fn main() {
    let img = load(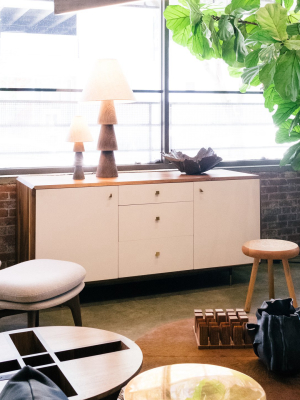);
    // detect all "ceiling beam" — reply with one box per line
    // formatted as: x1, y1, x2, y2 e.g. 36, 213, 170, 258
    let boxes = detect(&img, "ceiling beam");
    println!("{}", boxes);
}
54, 0, 140, 14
